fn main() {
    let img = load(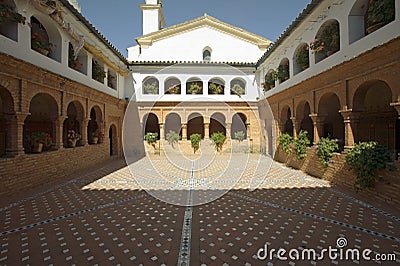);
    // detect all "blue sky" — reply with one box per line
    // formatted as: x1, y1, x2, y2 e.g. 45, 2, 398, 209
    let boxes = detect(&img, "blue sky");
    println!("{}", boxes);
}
79, 0, 311, 57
